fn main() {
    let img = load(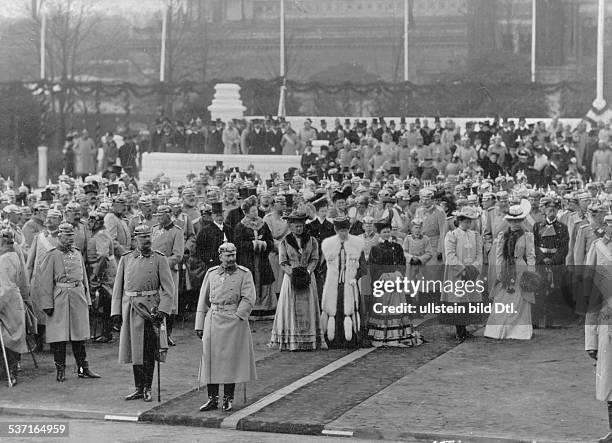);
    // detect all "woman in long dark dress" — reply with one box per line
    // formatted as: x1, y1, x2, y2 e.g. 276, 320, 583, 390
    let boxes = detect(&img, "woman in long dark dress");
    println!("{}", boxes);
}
234, 196, 276, 319
367, 220, 423, 347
